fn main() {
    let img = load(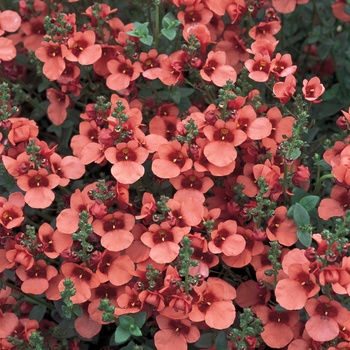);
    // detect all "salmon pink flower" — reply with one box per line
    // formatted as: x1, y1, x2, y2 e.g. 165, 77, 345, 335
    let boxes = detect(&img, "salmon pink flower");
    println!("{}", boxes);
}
59, 263, 100, 304
7, 118, 38, 145
272, 0, 309, 14
154, 316, 200, 350
62, 30, 102, 65
0, 10, 21, 35
158, 50, 187, 86
104, 140, 149, 184
96, 250, 134, 286
200, 51, 237, 86
203, 119, 247, 167
318, 185, 350, 220
273, 74, 297, 103
0, 193, 25, 229
245, 53, 272, 82
208, 220, 246, 256
275, 249, 320, 310
16, 168, 60, 209
271, 53, 297, 79
302, 77, 325, 103
152, 140, 193, 179
305, 295, 350, 342
189, 277, 236, 329
49, 153, 85, 186
46, 88, 70, 125
266, 206, 298, 246
235, 105, 272, 140
56, 186, 95, 234
92, 211, 135, 252
140, 222, 190, 264
214, 29, 249, 67
183, 23, 211, 53
249, 21, 281, 42
106, 54, 142, 91
140, 49, 167, 80
35, 41, 66, 81
332, 0, 350, 22
16, 260, 58, 295
0, 37, 17, 62
37, 223, 73, 259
